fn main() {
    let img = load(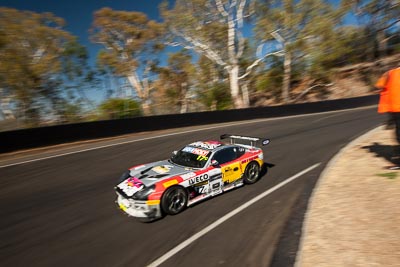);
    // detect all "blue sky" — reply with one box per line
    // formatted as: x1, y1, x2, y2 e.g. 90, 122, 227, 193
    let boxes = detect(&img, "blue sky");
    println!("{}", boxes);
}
0, 0, 166, 65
